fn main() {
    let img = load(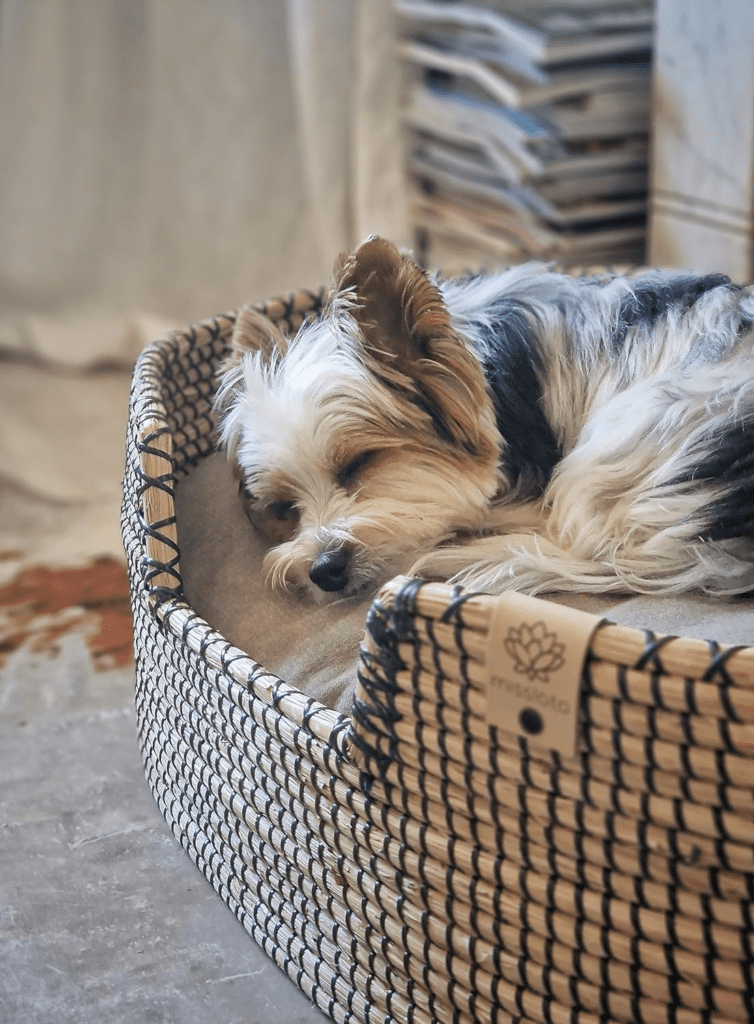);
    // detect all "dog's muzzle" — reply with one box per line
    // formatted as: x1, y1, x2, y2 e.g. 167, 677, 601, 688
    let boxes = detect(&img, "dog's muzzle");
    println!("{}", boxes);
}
309, 547, 350, 592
